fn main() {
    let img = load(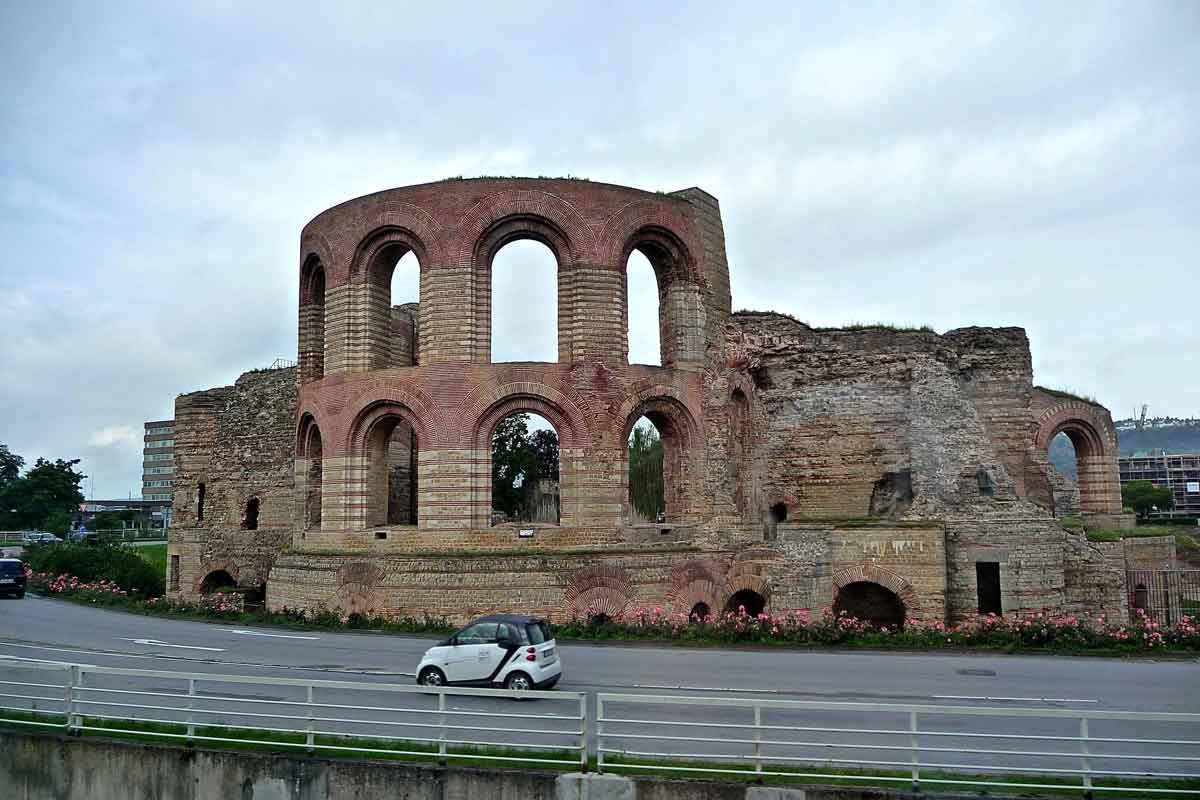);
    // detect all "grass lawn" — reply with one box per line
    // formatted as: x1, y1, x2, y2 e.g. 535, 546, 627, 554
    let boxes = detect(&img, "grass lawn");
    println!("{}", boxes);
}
132, 544, 167, 578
